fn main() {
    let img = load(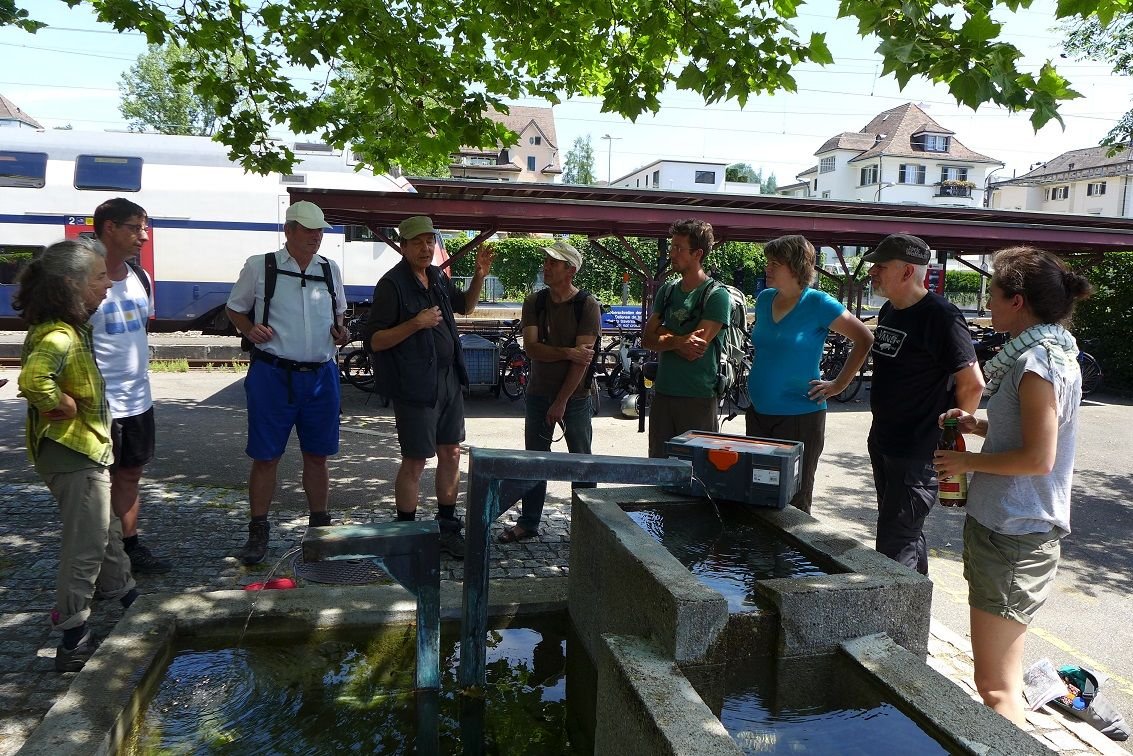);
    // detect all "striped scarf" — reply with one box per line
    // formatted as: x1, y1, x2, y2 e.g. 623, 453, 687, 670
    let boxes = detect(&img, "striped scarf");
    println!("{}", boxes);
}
983, 323, 1078, 396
